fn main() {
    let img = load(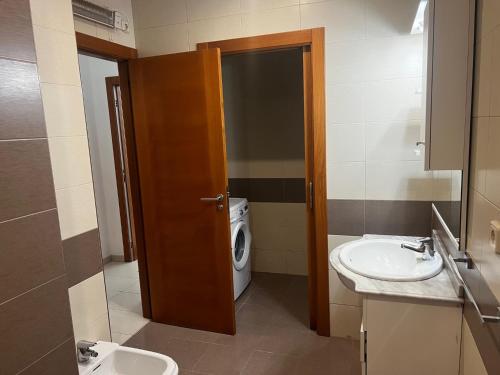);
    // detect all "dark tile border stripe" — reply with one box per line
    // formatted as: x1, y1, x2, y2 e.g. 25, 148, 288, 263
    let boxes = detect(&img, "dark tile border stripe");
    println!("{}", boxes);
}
228, 178, 305, 203
327, 200, 459, 237
63, 229, 103, 288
